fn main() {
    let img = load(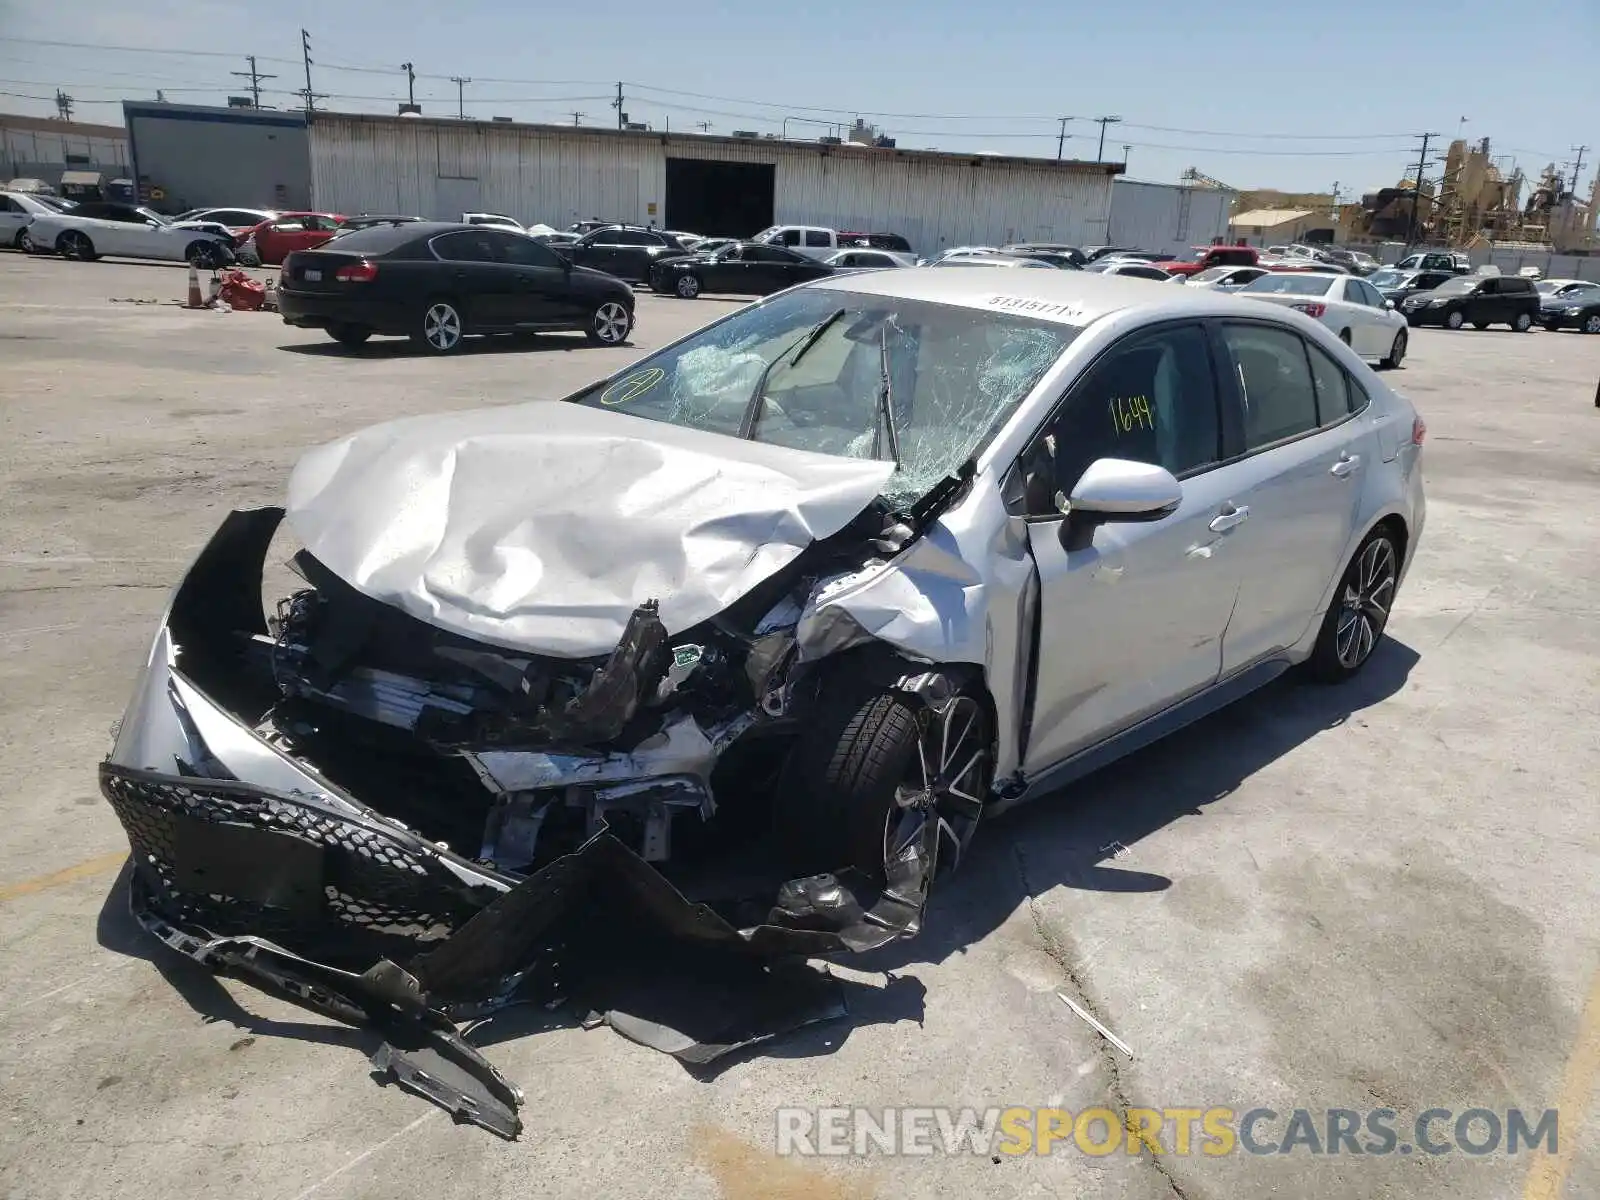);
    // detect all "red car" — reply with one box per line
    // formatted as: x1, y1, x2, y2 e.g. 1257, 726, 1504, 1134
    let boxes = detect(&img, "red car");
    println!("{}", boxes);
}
1154, 244, 1262, 277
240, 212, 346, 265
